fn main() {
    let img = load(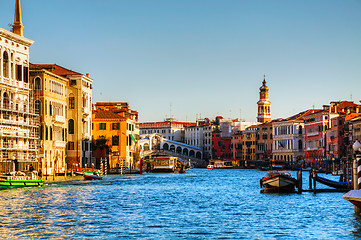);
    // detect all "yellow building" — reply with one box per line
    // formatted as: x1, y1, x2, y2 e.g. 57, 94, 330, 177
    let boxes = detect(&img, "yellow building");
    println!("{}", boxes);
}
241, 125, 259, 166
30, 65, 68, 175
28, 64, 93, 169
